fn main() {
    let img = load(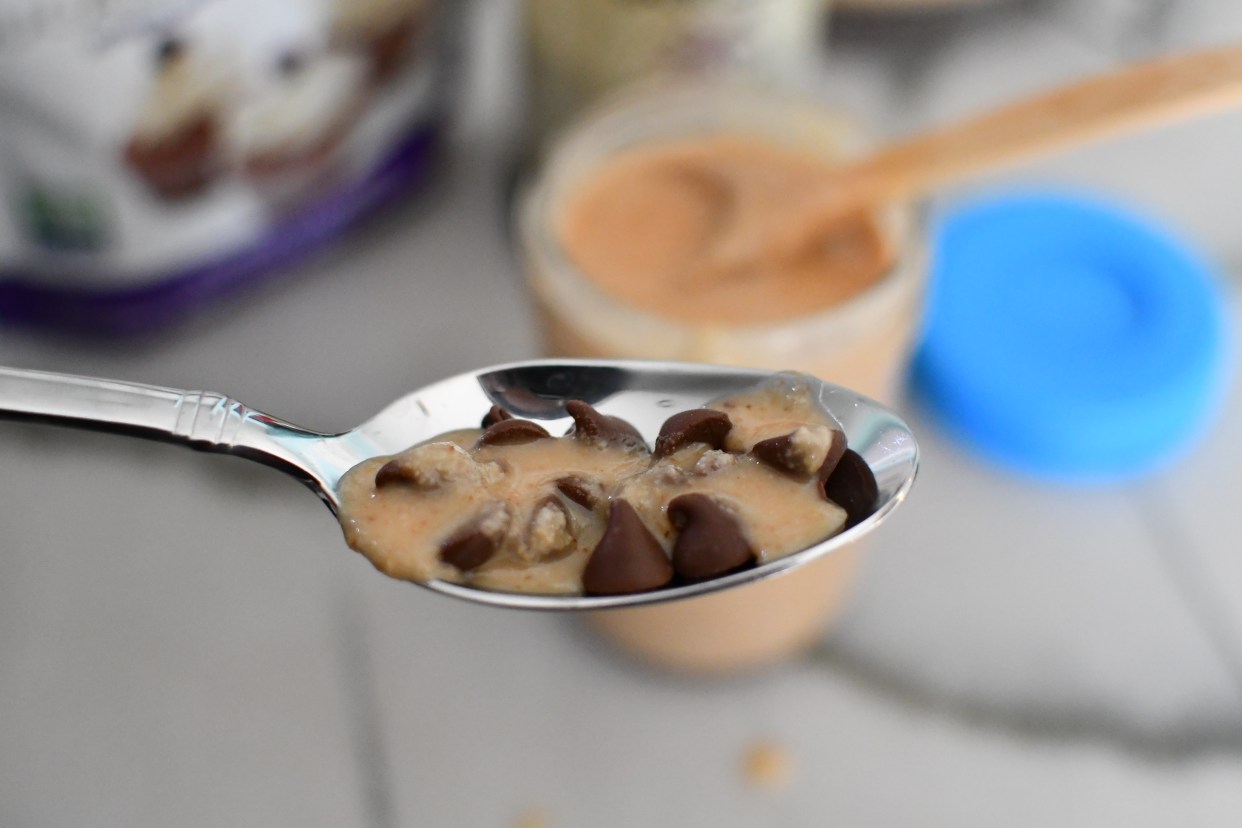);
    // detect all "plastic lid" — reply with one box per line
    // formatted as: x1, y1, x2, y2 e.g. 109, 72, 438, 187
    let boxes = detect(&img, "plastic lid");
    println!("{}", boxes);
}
912, 192, 1231, 482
